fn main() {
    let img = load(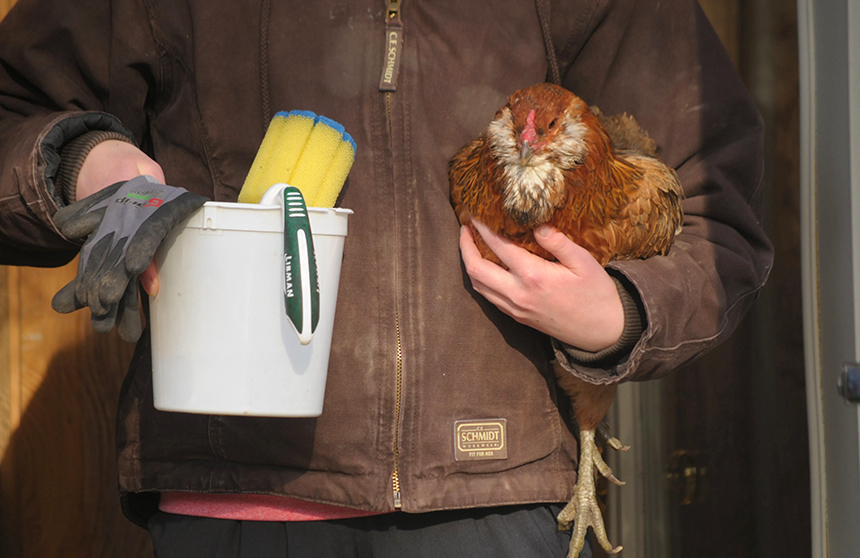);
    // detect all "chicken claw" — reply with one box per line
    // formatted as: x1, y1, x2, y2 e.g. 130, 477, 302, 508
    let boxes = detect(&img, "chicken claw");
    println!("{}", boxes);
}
597, 421, 630, 452
558, 429, 625, 557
